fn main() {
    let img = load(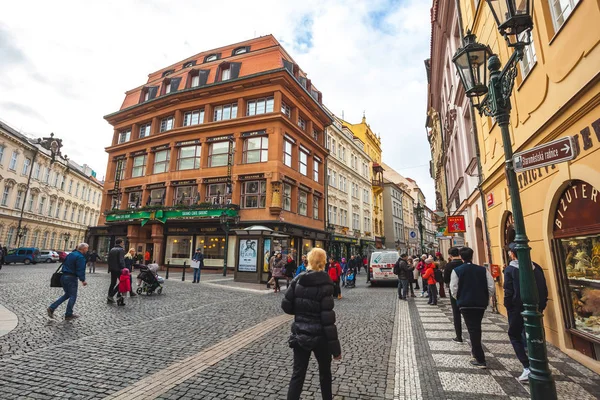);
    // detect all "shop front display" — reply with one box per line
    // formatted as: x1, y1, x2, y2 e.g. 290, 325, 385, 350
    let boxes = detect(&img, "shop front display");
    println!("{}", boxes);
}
553, 180, 600, 359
